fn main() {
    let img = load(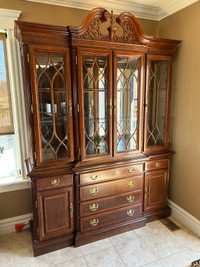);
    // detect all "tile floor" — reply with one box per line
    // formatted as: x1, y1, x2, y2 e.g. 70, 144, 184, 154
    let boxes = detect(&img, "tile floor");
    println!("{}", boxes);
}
1, 216, 200, 267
